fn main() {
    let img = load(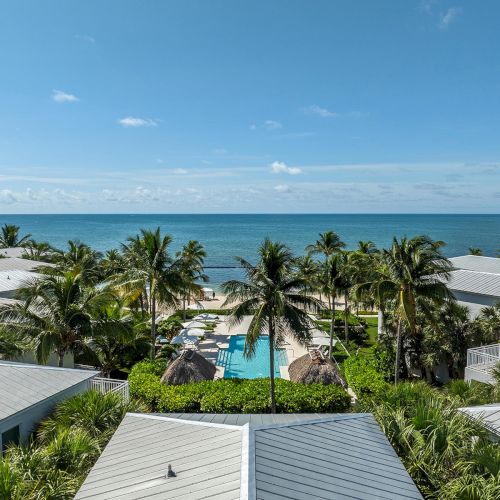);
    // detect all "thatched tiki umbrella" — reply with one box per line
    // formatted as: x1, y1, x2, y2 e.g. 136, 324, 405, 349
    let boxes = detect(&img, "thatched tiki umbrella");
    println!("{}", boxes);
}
288, 350, 344, 386
161, 349, 216, 385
